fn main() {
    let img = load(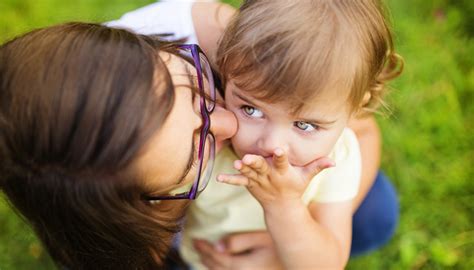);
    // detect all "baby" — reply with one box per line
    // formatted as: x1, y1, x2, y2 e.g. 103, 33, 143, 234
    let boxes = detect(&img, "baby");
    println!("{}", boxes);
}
180, 0, 402, 269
